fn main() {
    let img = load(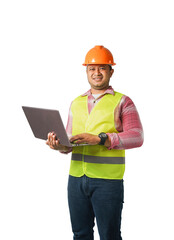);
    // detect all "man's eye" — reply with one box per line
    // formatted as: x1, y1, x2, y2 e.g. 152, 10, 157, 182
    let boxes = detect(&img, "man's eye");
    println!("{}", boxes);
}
89, 68, 95, 71
100, 67, 105, 70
